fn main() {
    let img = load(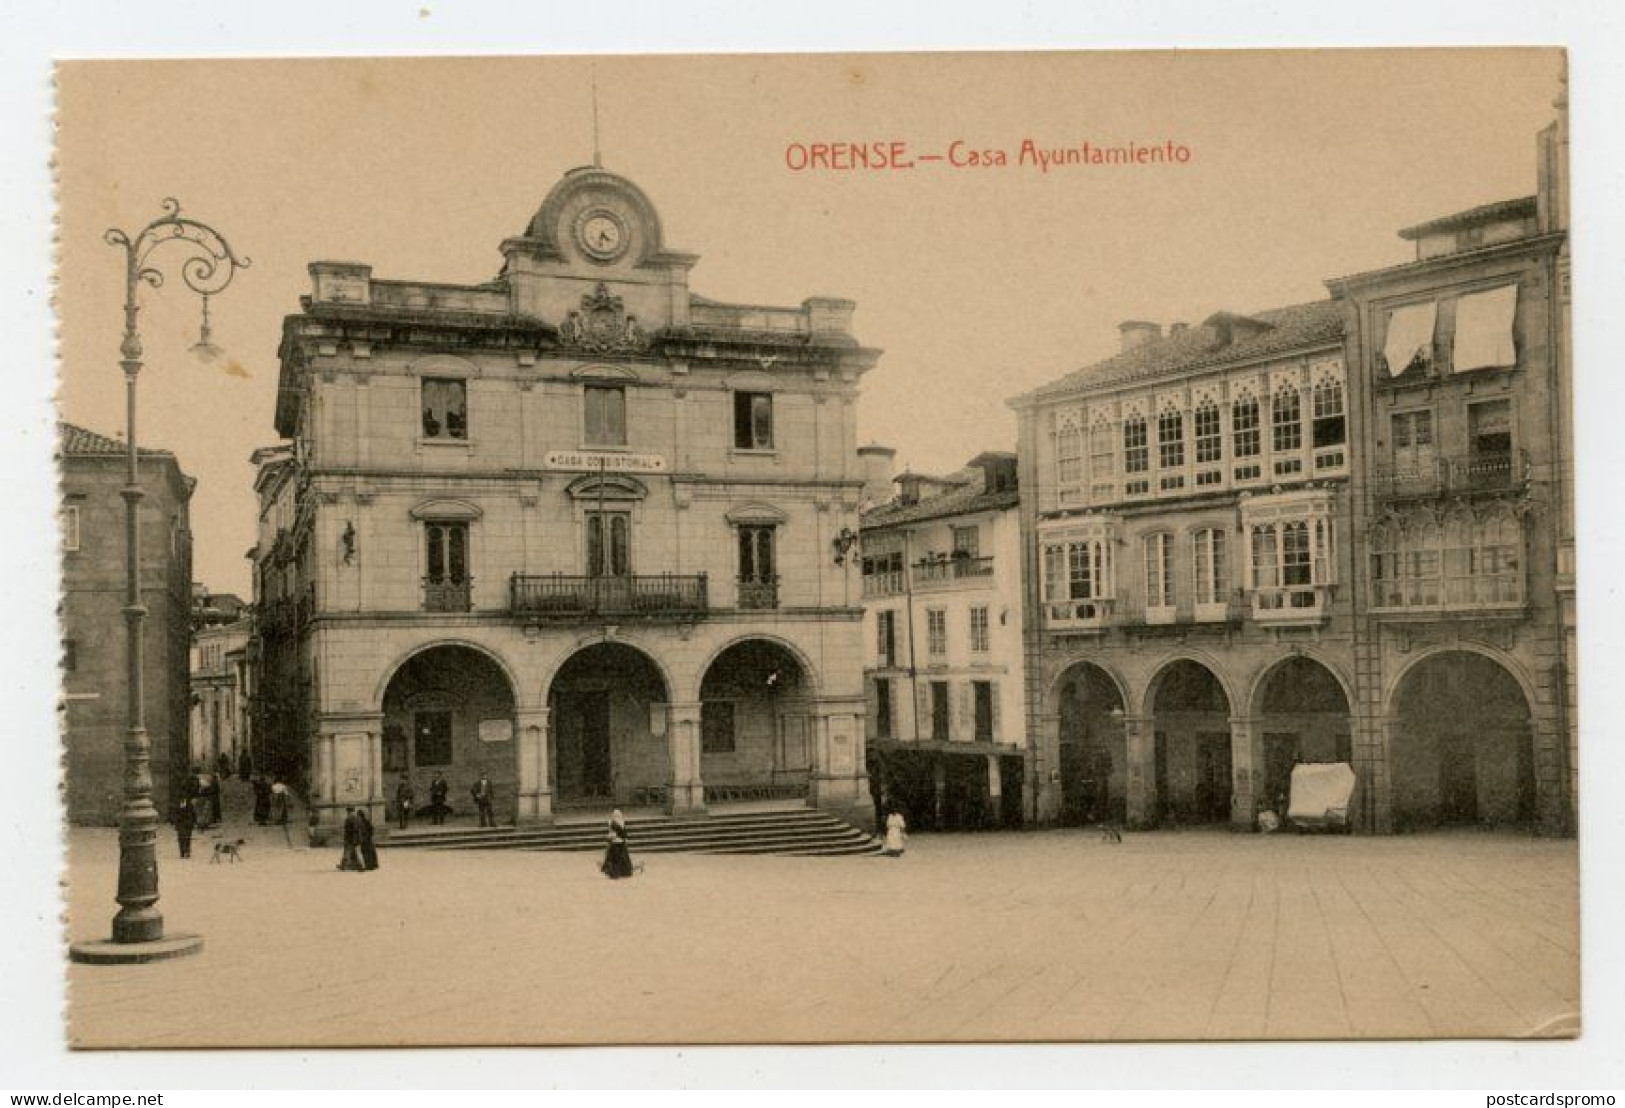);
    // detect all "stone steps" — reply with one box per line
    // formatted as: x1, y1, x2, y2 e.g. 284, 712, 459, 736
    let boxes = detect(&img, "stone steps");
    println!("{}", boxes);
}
383, 809, 884, 858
